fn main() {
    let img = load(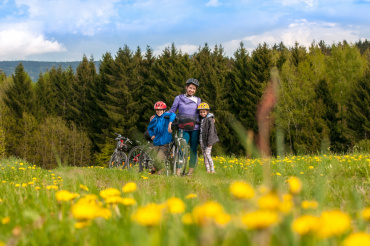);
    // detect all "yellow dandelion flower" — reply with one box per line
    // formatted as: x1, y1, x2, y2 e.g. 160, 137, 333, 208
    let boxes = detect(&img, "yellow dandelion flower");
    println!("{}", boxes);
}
35, 186, 41, 190
258, 185, 270, 195
343, 232, 370, 246
21, 183, 27, 187
56, 190, 79, 202
276, 172, 282, 176
241, 210, 279, 230
258, 192, 280, 211
166, 197, 185, 214
141, 176, 148, 180
100, 188, 121, 199
122, 182, 137, 193
121, 197, 136, 206
229, 181, 255, 200
79, 184, 89, 191
132, 203, 163, 226
185, 193, 198, 199
292, 215, 319, 235
279, 194, 293, 214
72, 198, 111, 220
182, 213, 193, 225
362, 207, 370, 221
74, 220, 91, 229
15, 184, 20, 188
1, 217, 10, 224
192, 201, 224, 225
0, 199, 2, 203
214, 213, 231, 226
300, 172, 304, 174
308, 166, 314, 169
301, 200, 319, 210
316, 210, 351, 239
287, 176, 302, 194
